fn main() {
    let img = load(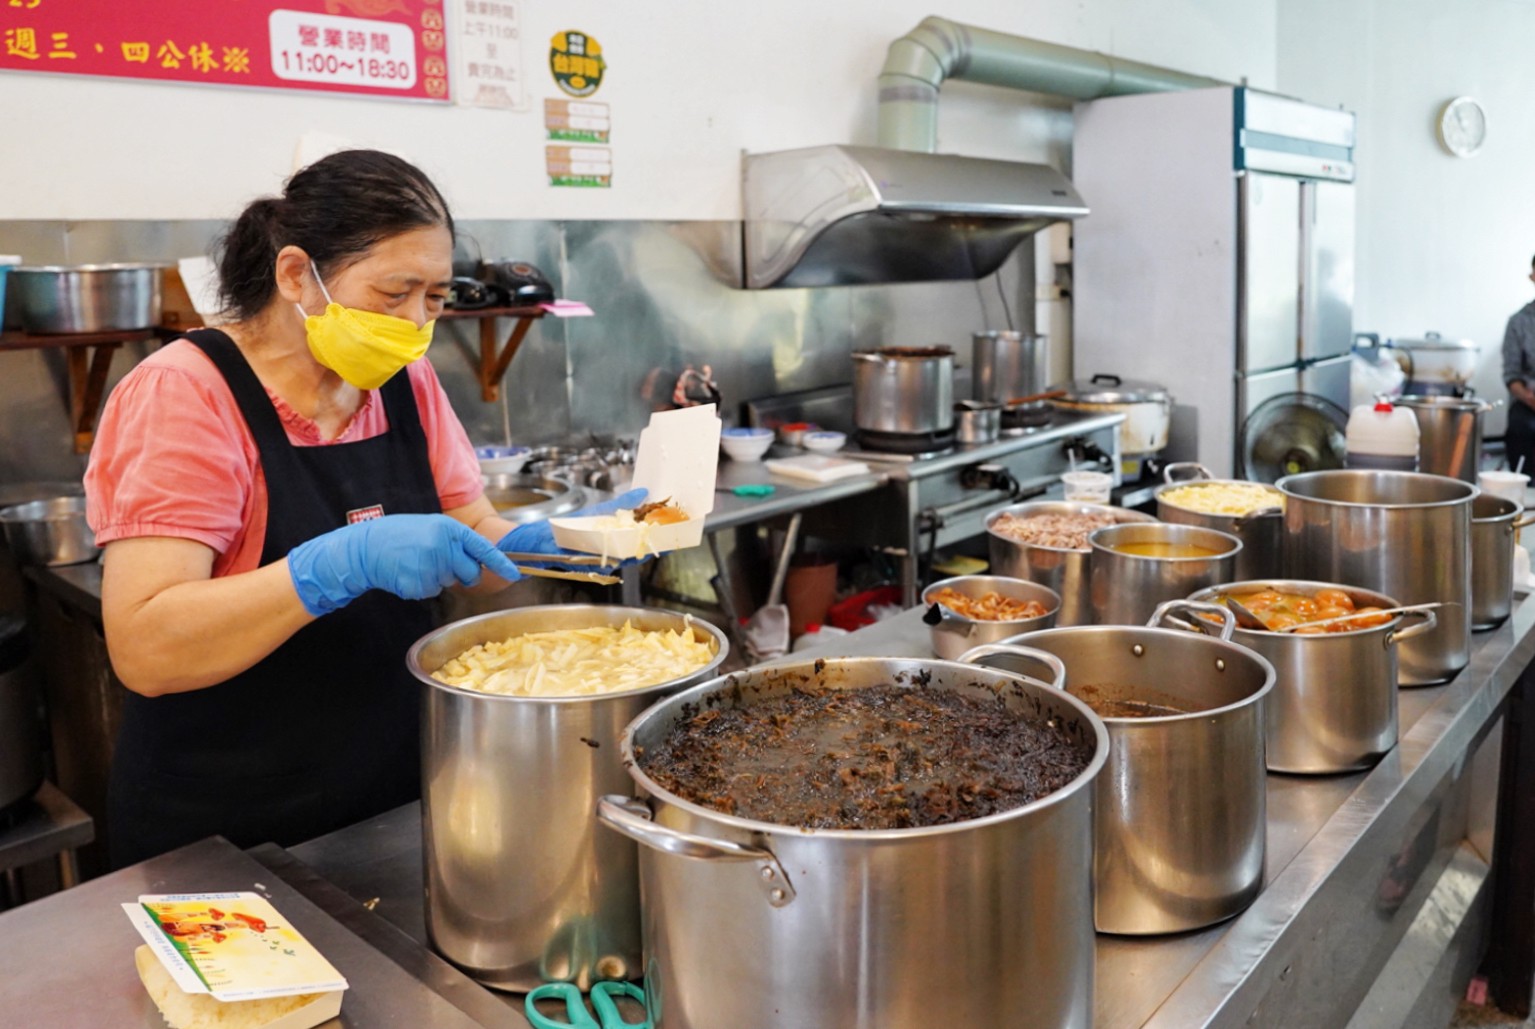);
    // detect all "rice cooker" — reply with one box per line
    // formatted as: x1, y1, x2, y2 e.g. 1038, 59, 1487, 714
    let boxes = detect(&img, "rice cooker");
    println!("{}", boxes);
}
1050, 374, 1173, 477
1387, 332, 1479, 396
